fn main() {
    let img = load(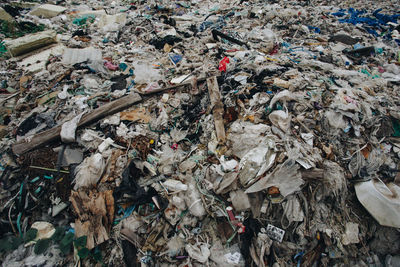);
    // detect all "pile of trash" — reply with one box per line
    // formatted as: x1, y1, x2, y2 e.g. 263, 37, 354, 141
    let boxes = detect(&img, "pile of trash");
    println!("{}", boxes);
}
0, 0, 400, 266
